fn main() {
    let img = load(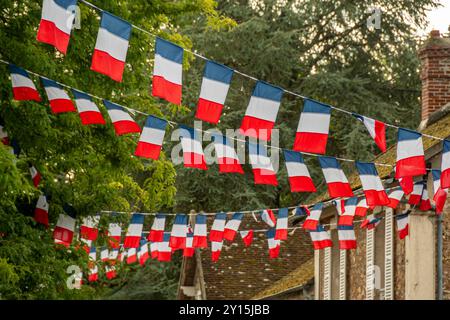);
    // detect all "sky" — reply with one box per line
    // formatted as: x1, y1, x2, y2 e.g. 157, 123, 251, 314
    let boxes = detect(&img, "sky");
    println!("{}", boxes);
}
420, 0, 450, 35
